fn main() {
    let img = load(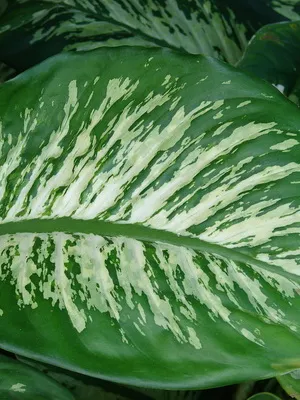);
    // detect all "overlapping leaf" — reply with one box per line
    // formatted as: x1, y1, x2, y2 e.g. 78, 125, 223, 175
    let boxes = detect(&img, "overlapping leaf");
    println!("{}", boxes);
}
1, 47, 300, 389
0, 2, 154, 71
17, 355, 201, 400
0, 354, 75, 400
1, 0, 299, 72
247, 394, 282, 400
239, 20, 300, 105
277, 370, 300, 399
270, 0, 300, 20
